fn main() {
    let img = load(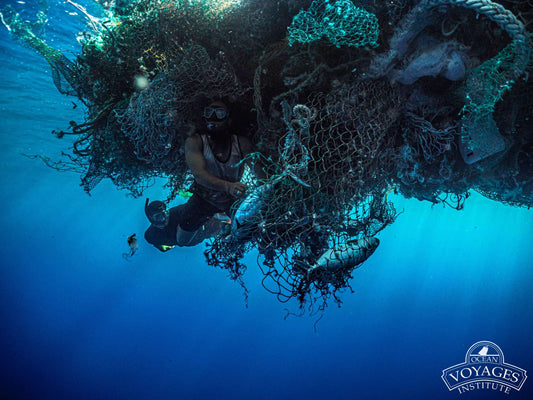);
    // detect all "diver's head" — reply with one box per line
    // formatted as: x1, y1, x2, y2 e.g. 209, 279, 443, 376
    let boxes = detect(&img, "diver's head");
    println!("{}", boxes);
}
203, 100, 229, 133
145, 198, 169, 228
